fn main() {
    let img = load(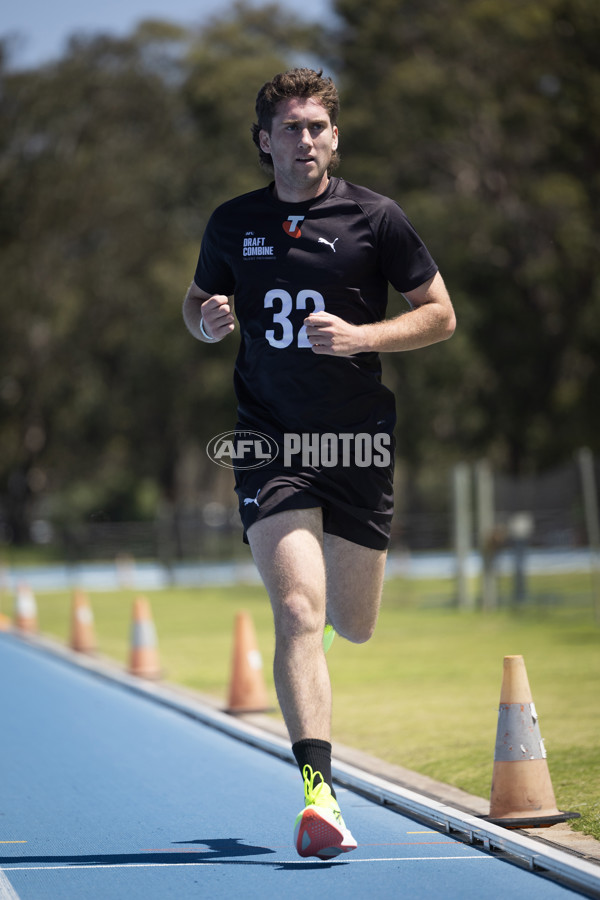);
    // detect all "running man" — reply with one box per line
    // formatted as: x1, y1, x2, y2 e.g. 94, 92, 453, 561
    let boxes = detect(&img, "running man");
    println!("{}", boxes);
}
183, 68, 455, 859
